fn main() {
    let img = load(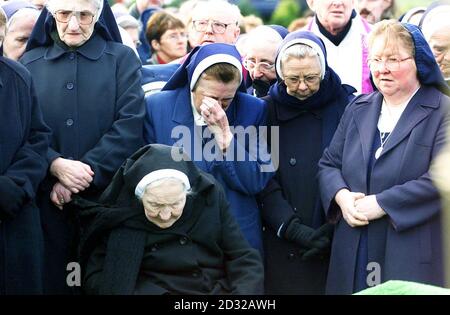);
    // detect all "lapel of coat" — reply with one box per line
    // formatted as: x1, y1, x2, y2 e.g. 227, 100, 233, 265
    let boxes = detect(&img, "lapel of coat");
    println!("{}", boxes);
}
353, 92, 383, 168
379, 86, 437, 158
